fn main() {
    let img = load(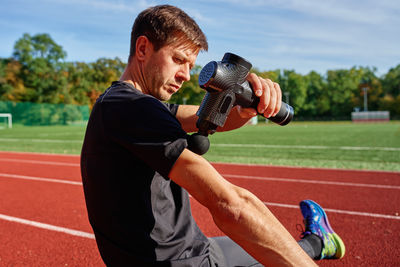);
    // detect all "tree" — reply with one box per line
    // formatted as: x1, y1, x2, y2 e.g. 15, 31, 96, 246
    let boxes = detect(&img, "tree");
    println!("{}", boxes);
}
278, 70, 308, 115
326, 68, 363, 117
63, 58, 126, 107
65, 61, 93, 105
380, 64, 400, 117
382, 64, 400, 97
302, 71, 329, 118
12, 33, 68, 103
0, 58, 25, 101
1, 33, 399, 120
251, 68, 280, 82
13, 33, 66, 65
